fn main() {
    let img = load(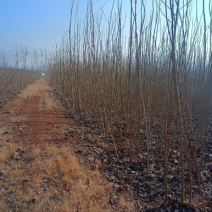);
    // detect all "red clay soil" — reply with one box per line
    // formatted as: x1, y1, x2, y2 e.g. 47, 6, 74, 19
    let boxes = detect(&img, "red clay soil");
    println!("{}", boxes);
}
0, 78, 74, 145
